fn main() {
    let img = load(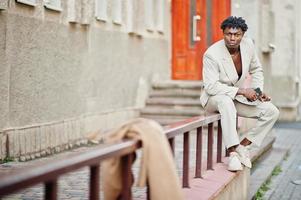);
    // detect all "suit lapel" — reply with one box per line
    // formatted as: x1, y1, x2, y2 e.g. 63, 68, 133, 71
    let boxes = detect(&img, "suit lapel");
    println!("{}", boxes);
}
220, 41, 239, 85
234, 39, 248, 87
